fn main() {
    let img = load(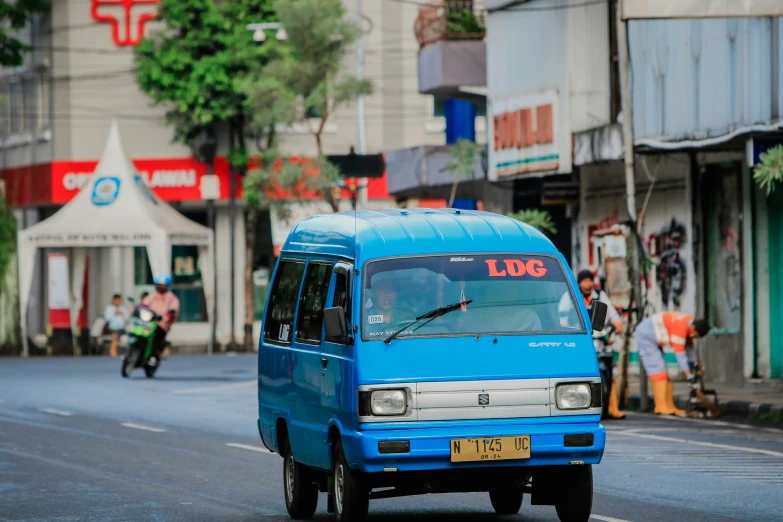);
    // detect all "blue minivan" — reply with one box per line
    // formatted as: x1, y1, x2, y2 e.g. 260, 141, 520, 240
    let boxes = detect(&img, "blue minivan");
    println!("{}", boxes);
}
258, 209, 609, 522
